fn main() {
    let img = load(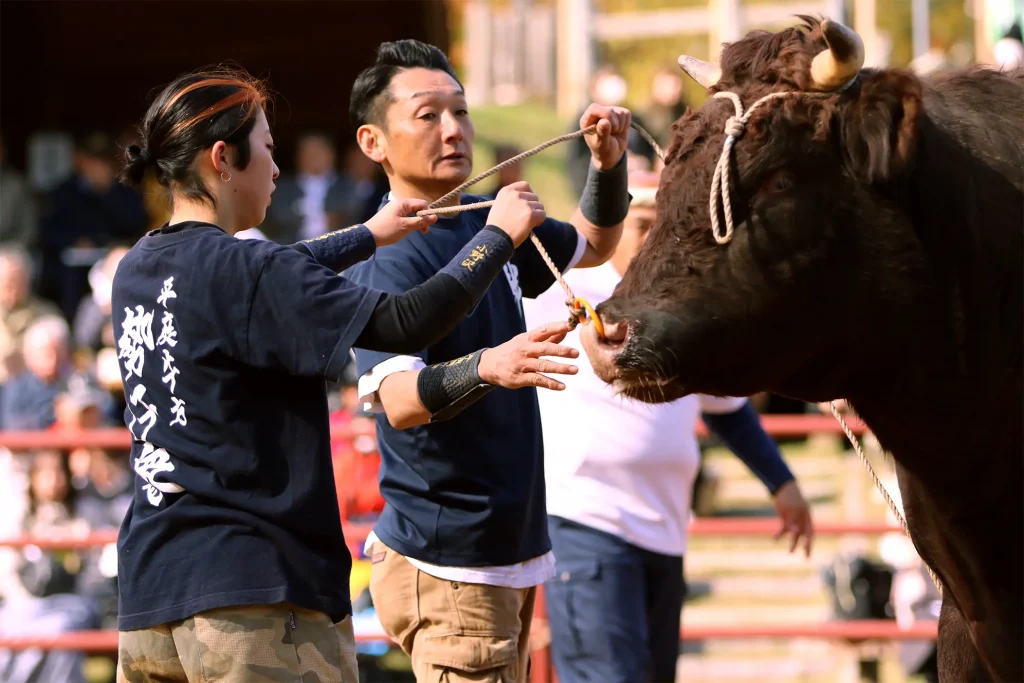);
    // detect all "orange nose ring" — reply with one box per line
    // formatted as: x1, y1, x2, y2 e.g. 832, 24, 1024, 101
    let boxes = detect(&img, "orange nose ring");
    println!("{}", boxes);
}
571, 296, 605, 340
